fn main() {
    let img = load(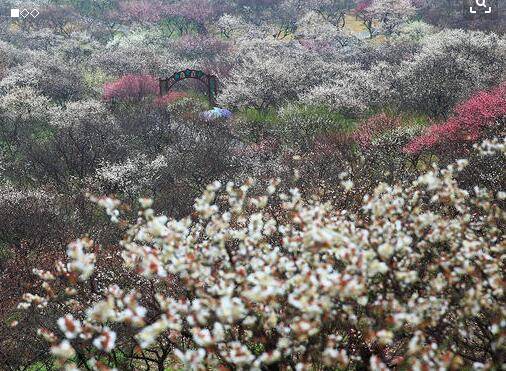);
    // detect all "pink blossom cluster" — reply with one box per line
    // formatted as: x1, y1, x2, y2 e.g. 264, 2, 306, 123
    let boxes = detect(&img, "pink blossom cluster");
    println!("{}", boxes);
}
354, 0, 373, 14
114, 1, 173, 23
112, 0, 218, 25
404, 82, 506, 154
172, 0, 220, 25
103, 75, 159, 102
353, 113, 402, 148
